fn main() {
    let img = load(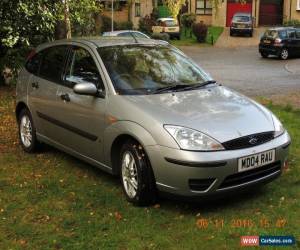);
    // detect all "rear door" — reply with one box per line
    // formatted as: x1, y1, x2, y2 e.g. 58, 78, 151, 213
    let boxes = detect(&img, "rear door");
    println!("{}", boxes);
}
27, 45, 69, 137
53, 45, 107, 163
286, 29, 297, 56
295, 29, 300, 55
